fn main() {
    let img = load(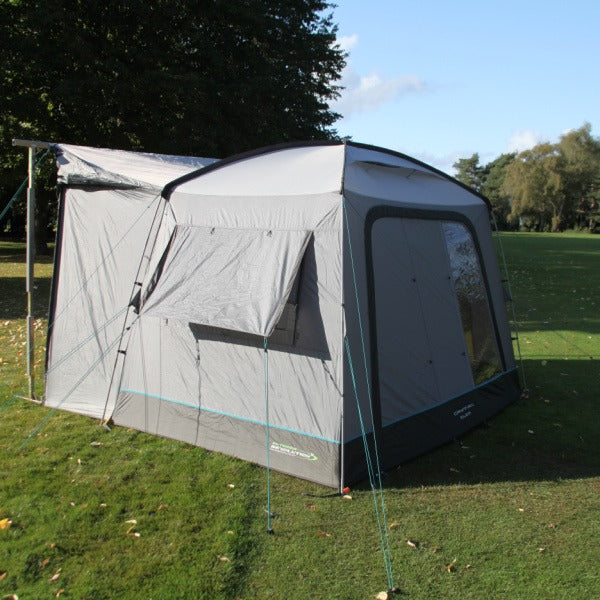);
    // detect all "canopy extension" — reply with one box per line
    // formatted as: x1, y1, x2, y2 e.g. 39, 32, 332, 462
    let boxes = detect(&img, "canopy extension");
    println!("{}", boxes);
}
12, 138, 53, 150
